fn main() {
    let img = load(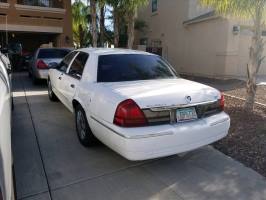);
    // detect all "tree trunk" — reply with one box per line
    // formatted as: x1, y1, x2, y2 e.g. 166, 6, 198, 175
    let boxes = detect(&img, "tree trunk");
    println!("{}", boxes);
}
244, 6, 264, 111
90, 0, 97, 47
78, 24, 84, 48
100, 5, 105, 47
113, 8, 120, 48
127, 11, 136, 49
